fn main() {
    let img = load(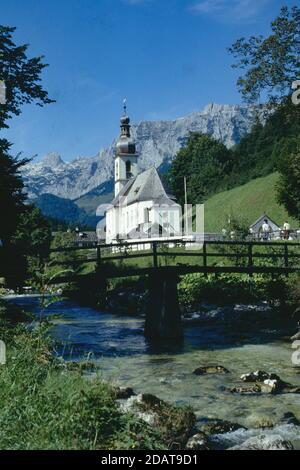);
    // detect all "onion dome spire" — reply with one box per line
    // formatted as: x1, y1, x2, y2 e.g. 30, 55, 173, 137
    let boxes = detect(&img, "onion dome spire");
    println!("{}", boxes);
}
116, 99, 137, 155
120, 98, 131, 138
